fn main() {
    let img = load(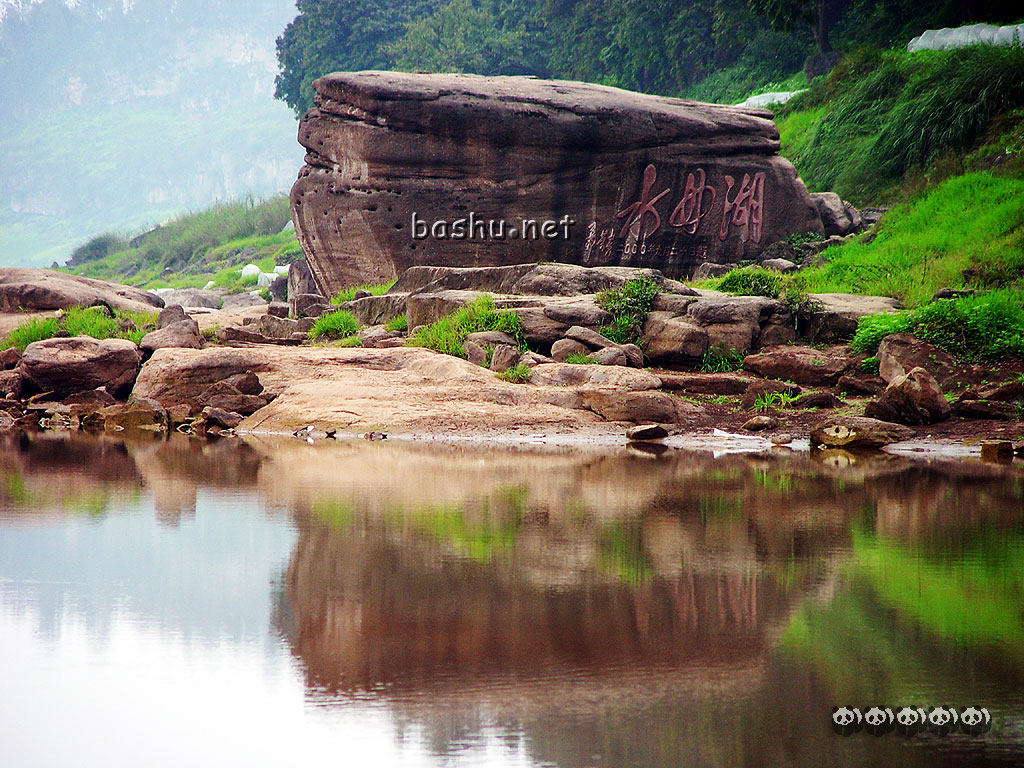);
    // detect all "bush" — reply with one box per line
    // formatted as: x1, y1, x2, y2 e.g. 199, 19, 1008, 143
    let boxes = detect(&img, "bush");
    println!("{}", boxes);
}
309, 309, 362, 341
497, 363, 532, 383
597, 277, 660, 345
717, 266, 782, 298
700, 345, 745, 372
850, 291, 1024, 360
406, 295, 525, 358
